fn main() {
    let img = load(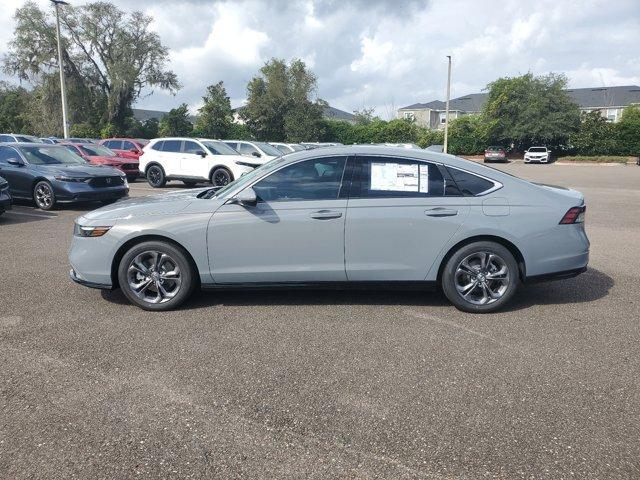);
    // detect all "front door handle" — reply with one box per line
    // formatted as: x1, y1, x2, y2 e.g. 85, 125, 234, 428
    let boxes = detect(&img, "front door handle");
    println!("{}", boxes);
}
309, 210, 343, 220
425, 207, 458, 217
